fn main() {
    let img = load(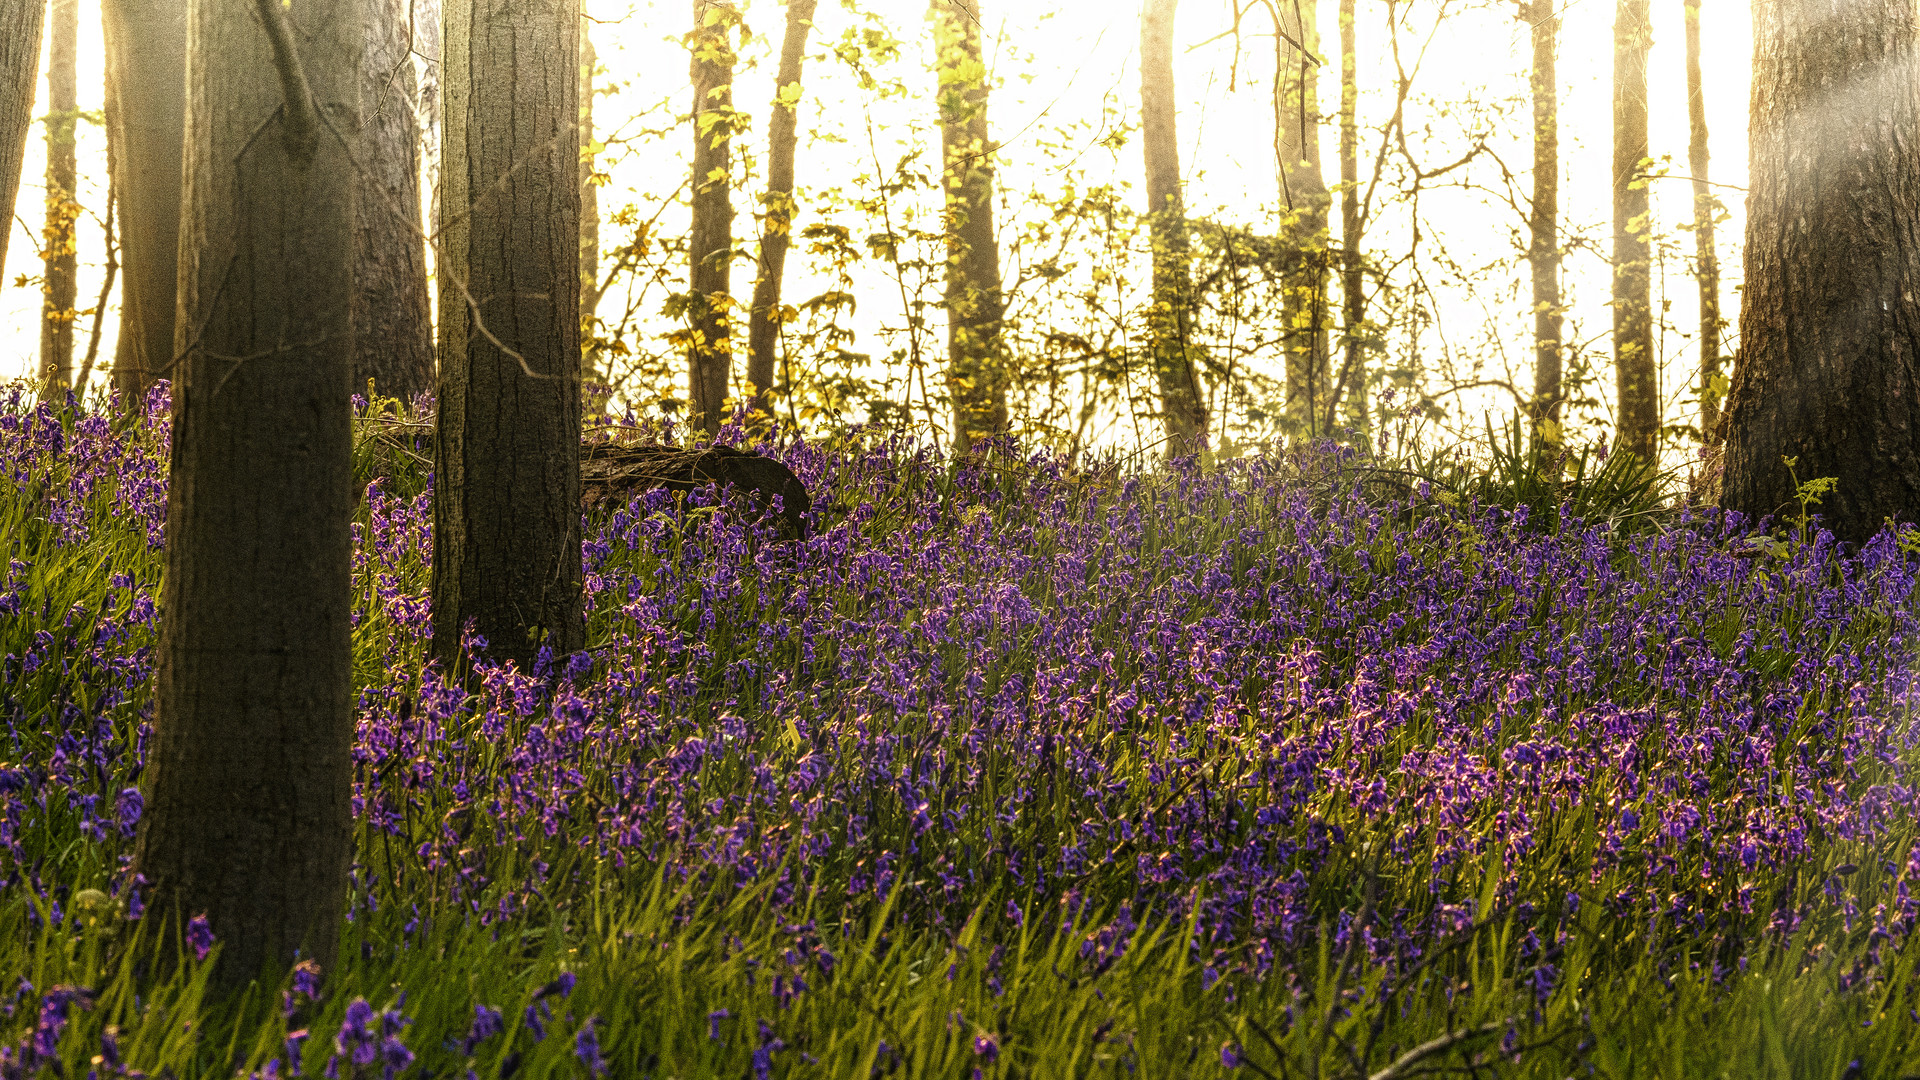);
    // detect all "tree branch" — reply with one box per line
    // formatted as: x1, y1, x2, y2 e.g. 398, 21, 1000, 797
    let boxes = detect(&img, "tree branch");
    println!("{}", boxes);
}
250, 0, 319, 161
